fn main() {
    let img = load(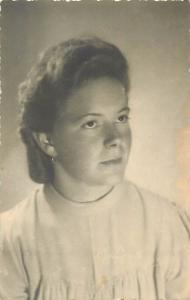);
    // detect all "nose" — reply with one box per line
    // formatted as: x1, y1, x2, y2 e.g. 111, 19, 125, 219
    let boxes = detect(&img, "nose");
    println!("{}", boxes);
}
103, 124, 122, 149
